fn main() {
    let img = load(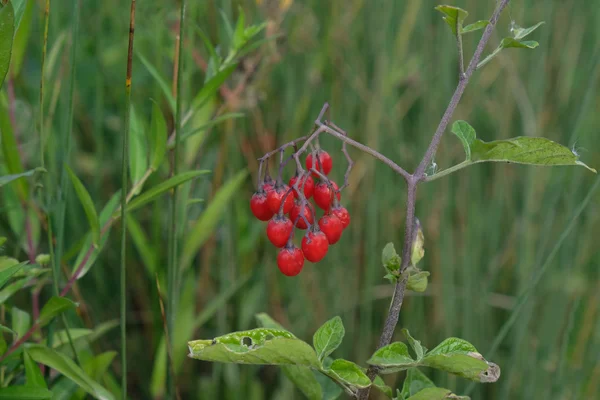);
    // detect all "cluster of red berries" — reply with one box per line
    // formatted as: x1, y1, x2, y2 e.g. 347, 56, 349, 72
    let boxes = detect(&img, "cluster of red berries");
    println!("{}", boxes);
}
250, 150, 351, 277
